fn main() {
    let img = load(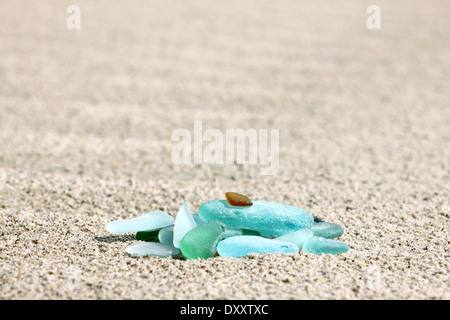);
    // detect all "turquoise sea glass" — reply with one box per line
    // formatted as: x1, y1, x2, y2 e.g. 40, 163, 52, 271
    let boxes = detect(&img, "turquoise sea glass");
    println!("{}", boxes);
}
273, 228, 313, 249
216, 236, 298, 257
158, 225, 174, 244
302, 236, 349, 254
311, 222, 344, 239
198, 200, 314, 237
